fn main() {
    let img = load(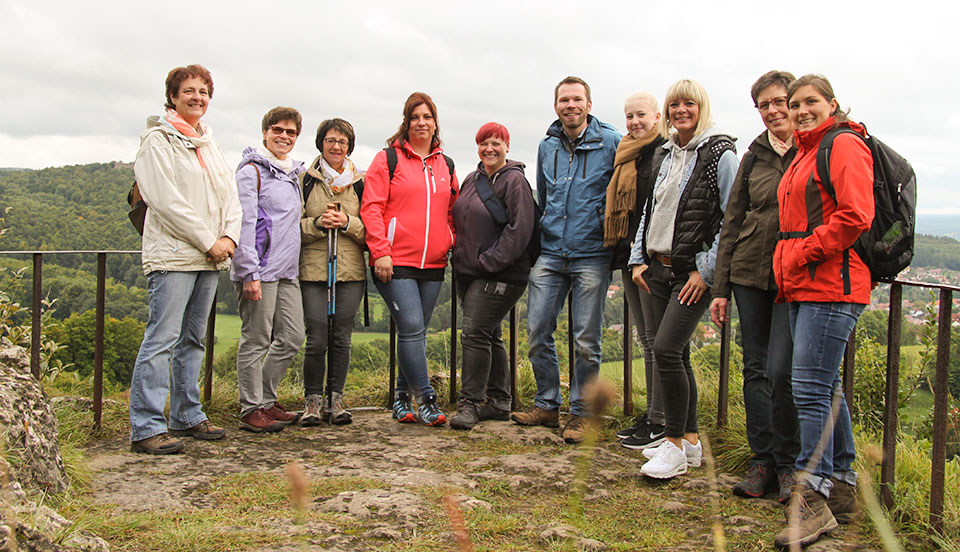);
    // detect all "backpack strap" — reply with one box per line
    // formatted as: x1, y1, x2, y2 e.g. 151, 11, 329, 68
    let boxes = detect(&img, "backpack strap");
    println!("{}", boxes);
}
816, 128, 861, 202
385, 147, 398, 181
474, 172, 509, 226
442, 154, 455, 183
739, 150, 757, 190
242, 162, 262, 193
